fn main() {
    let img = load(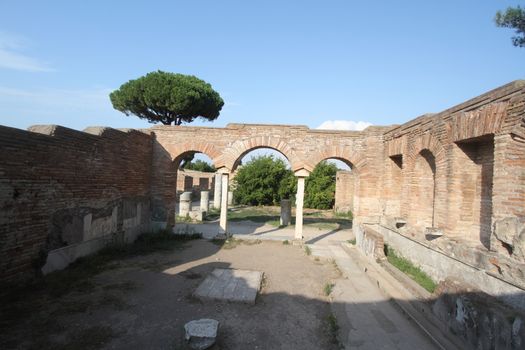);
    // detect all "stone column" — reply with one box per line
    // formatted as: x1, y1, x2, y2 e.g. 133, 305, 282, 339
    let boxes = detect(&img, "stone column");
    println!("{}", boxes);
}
179, 192, 192, 216
219, 173, 229, 235
295, 176, 306, 239
280, 199, 291, 226
213, 173, 222, 209
200, 191, 209, 212
228, 191, 233, 206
